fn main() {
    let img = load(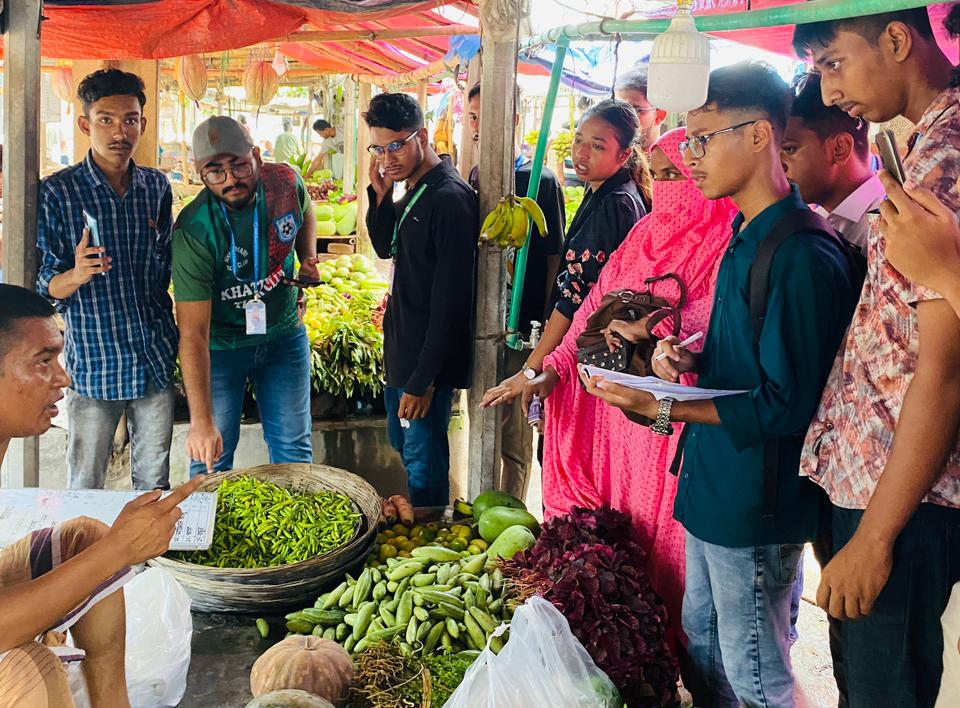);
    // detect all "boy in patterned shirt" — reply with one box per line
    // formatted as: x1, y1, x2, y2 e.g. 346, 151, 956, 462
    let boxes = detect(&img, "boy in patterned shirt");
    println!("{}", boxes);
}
794, 9, 960, 707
